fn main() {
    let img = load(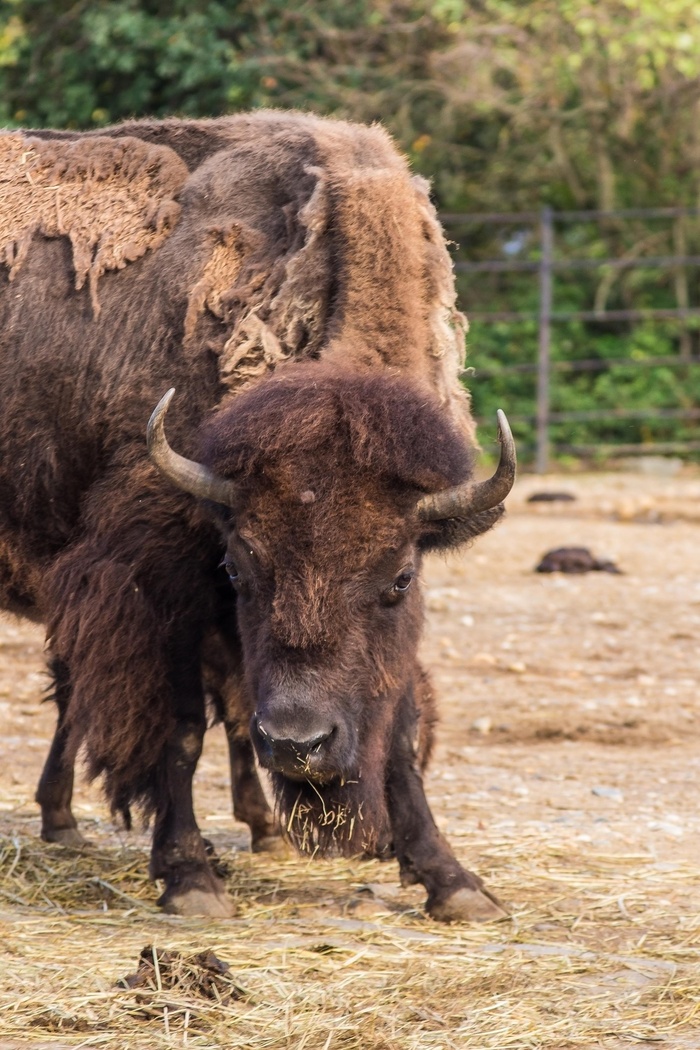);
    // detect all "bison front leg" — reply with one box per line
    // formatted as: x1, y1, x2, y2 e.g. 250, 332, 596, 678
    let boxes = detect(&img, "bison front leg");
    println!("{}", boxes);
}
201, 627, 283, 854
386, 688, 508, 923
150, 712, 235, 918
149, 650, 235, 919
36, 658, 87, 847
